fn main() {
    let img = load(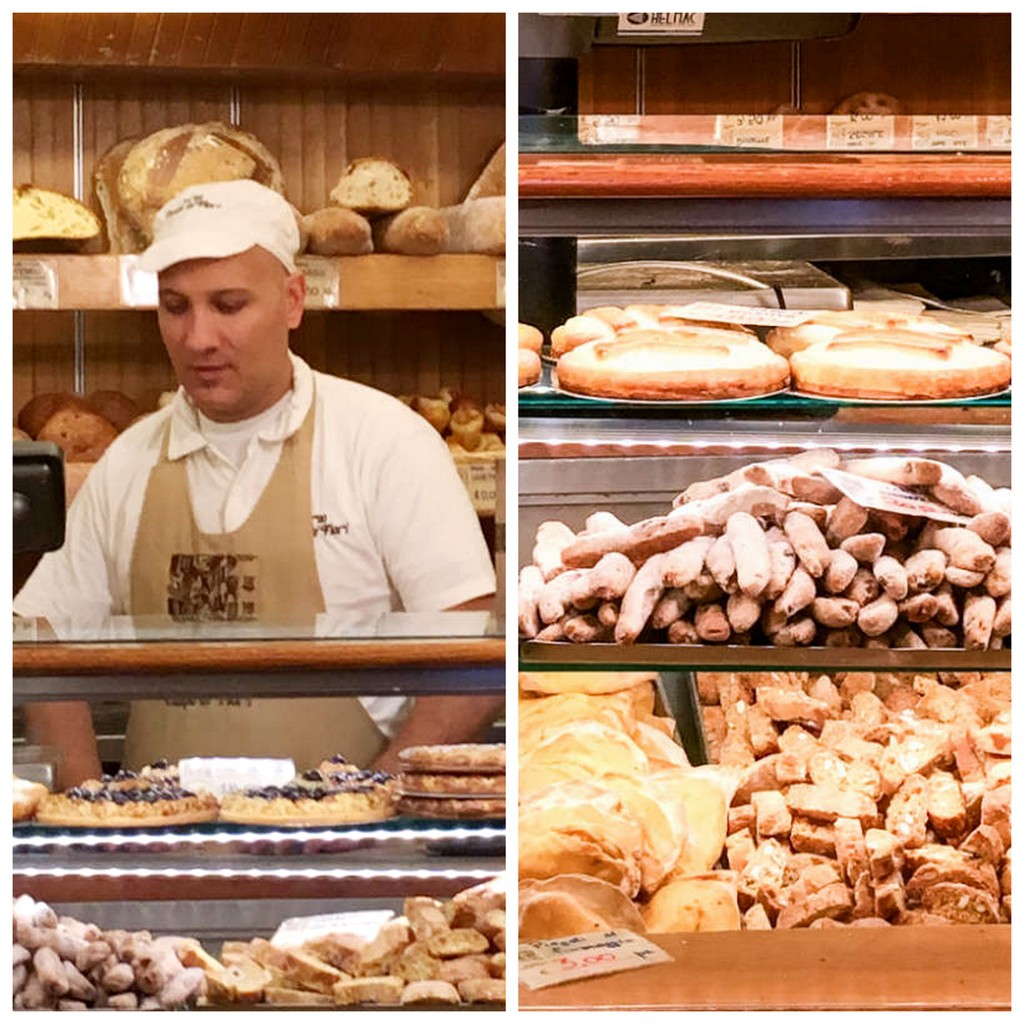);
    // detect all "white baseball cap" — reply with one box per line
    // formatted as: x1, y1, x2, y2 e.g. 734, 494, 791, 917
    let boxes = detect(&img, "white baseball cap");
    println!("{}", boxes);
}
138, 179, 300, 274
